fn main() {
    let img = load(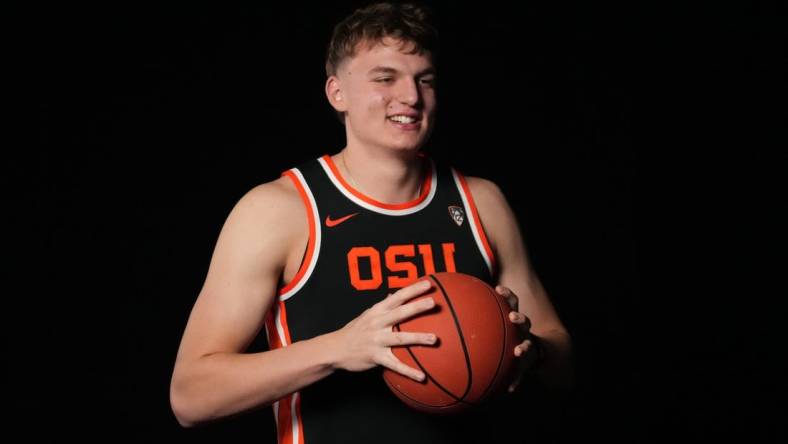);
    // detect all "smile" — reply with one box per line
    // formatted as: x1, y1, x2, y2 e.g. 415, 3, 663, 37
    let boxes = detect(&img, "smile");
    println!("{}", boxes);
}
388, 115, 418, 124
